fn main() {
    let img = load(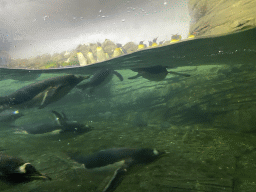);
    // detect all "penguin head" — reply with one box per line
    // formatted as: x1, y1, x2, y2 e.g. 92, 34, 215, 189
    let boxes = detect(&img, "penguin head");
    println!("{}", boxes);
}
14, 163, 51, 182
139, 41, 144, 44
0, 155, 51, 184
116, 43, 122, 48
153, 37, 158, 43
148, 41, 152, 46
97, 42, 102, 47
